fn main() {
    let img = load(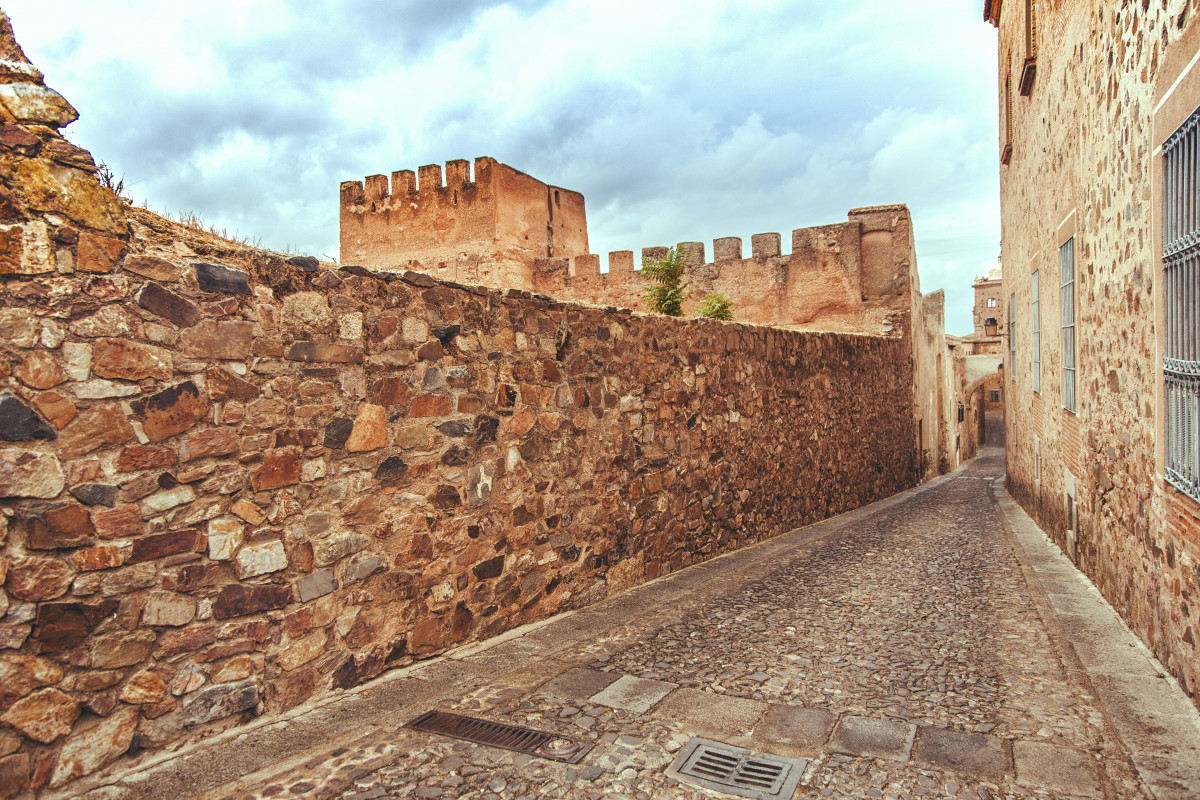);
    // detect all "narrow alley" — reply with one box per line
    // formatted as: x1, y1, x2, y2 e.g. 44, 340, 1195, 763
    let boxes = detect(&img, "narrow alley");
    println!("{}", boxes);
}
79, 450, 1200, 800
